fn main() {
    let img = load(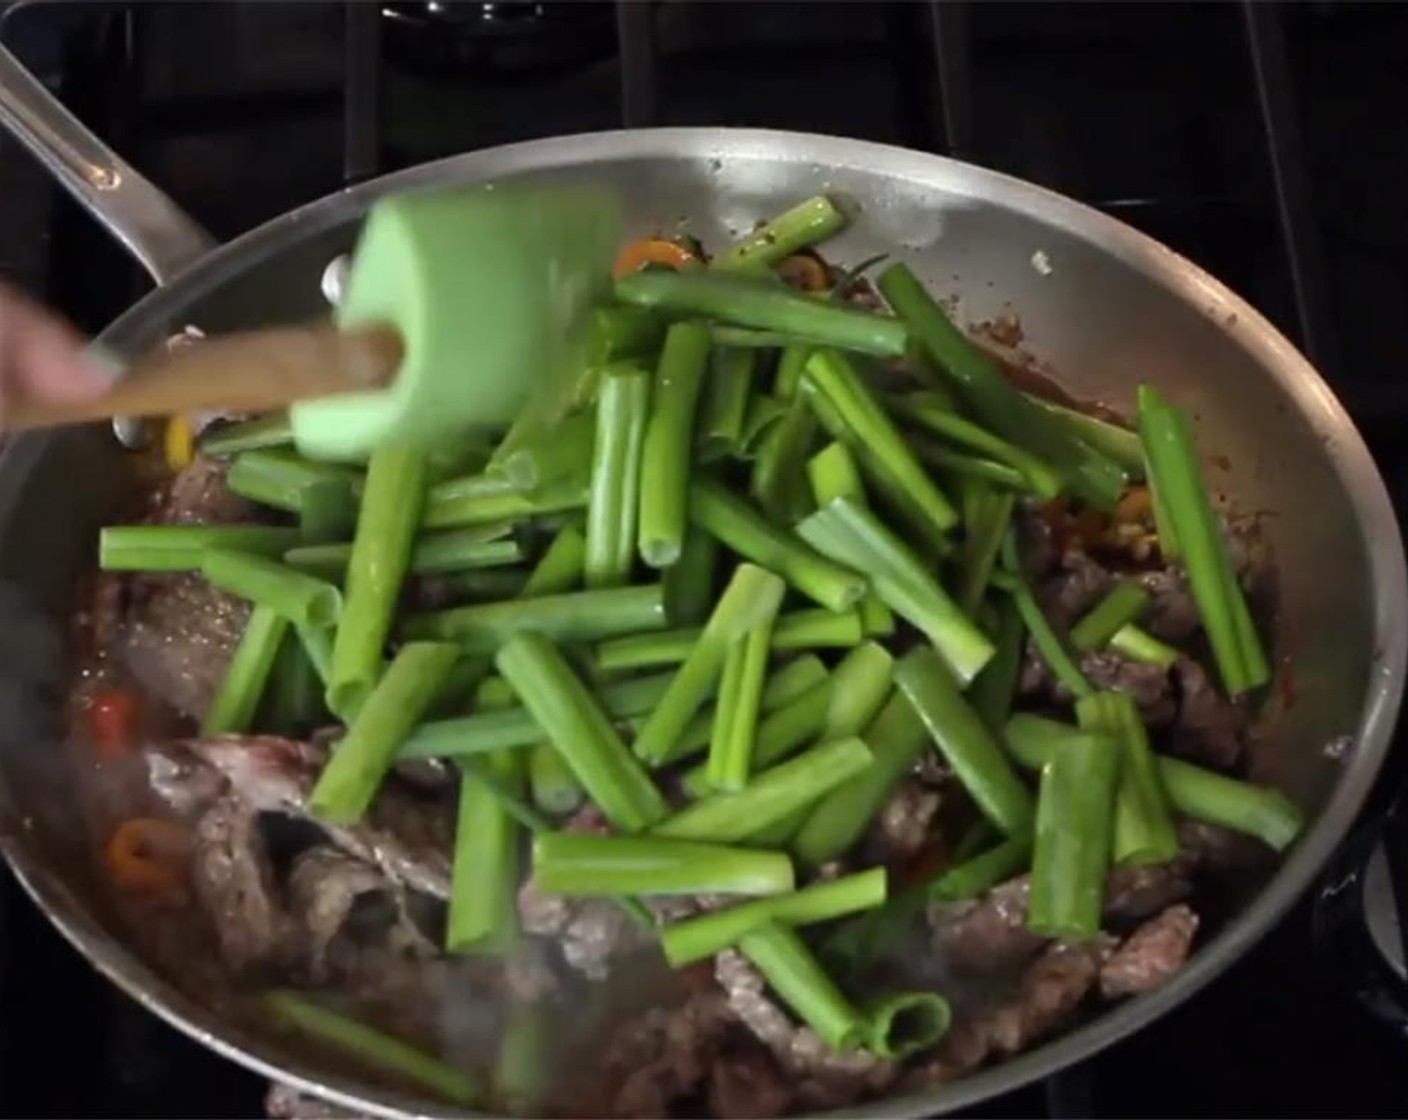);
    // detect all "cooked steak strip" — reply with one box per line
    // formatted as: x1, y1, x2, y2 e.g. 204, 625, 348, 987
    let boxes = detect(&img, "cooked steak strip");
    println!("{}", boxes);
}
1099, 904, 1199, 999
